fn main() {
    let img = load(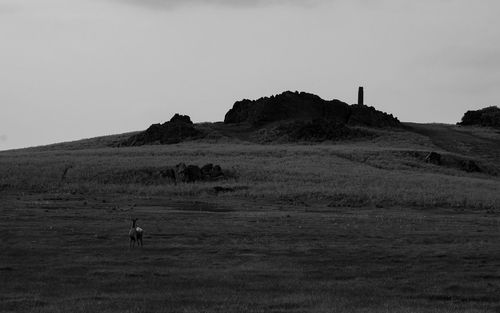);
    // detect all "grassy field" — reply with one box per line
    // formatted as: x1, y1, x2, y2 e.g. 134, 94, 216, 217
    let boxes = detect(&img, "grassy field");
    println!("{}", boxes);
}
1, 124, 500, 312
